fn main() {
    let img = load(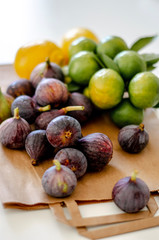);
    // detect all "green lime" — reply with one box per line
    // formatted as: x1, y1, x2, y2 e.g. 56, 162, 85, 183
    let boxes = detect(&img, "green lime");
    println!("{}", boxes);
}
114, 50, 146, 82
89, 68, 125, 109
96, 36, 128, 59
128, 71, 159, 109
69, 37, 97, 59
68, 51, 100, 86
83, 86, 90, 98
110, 98, 144, 128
